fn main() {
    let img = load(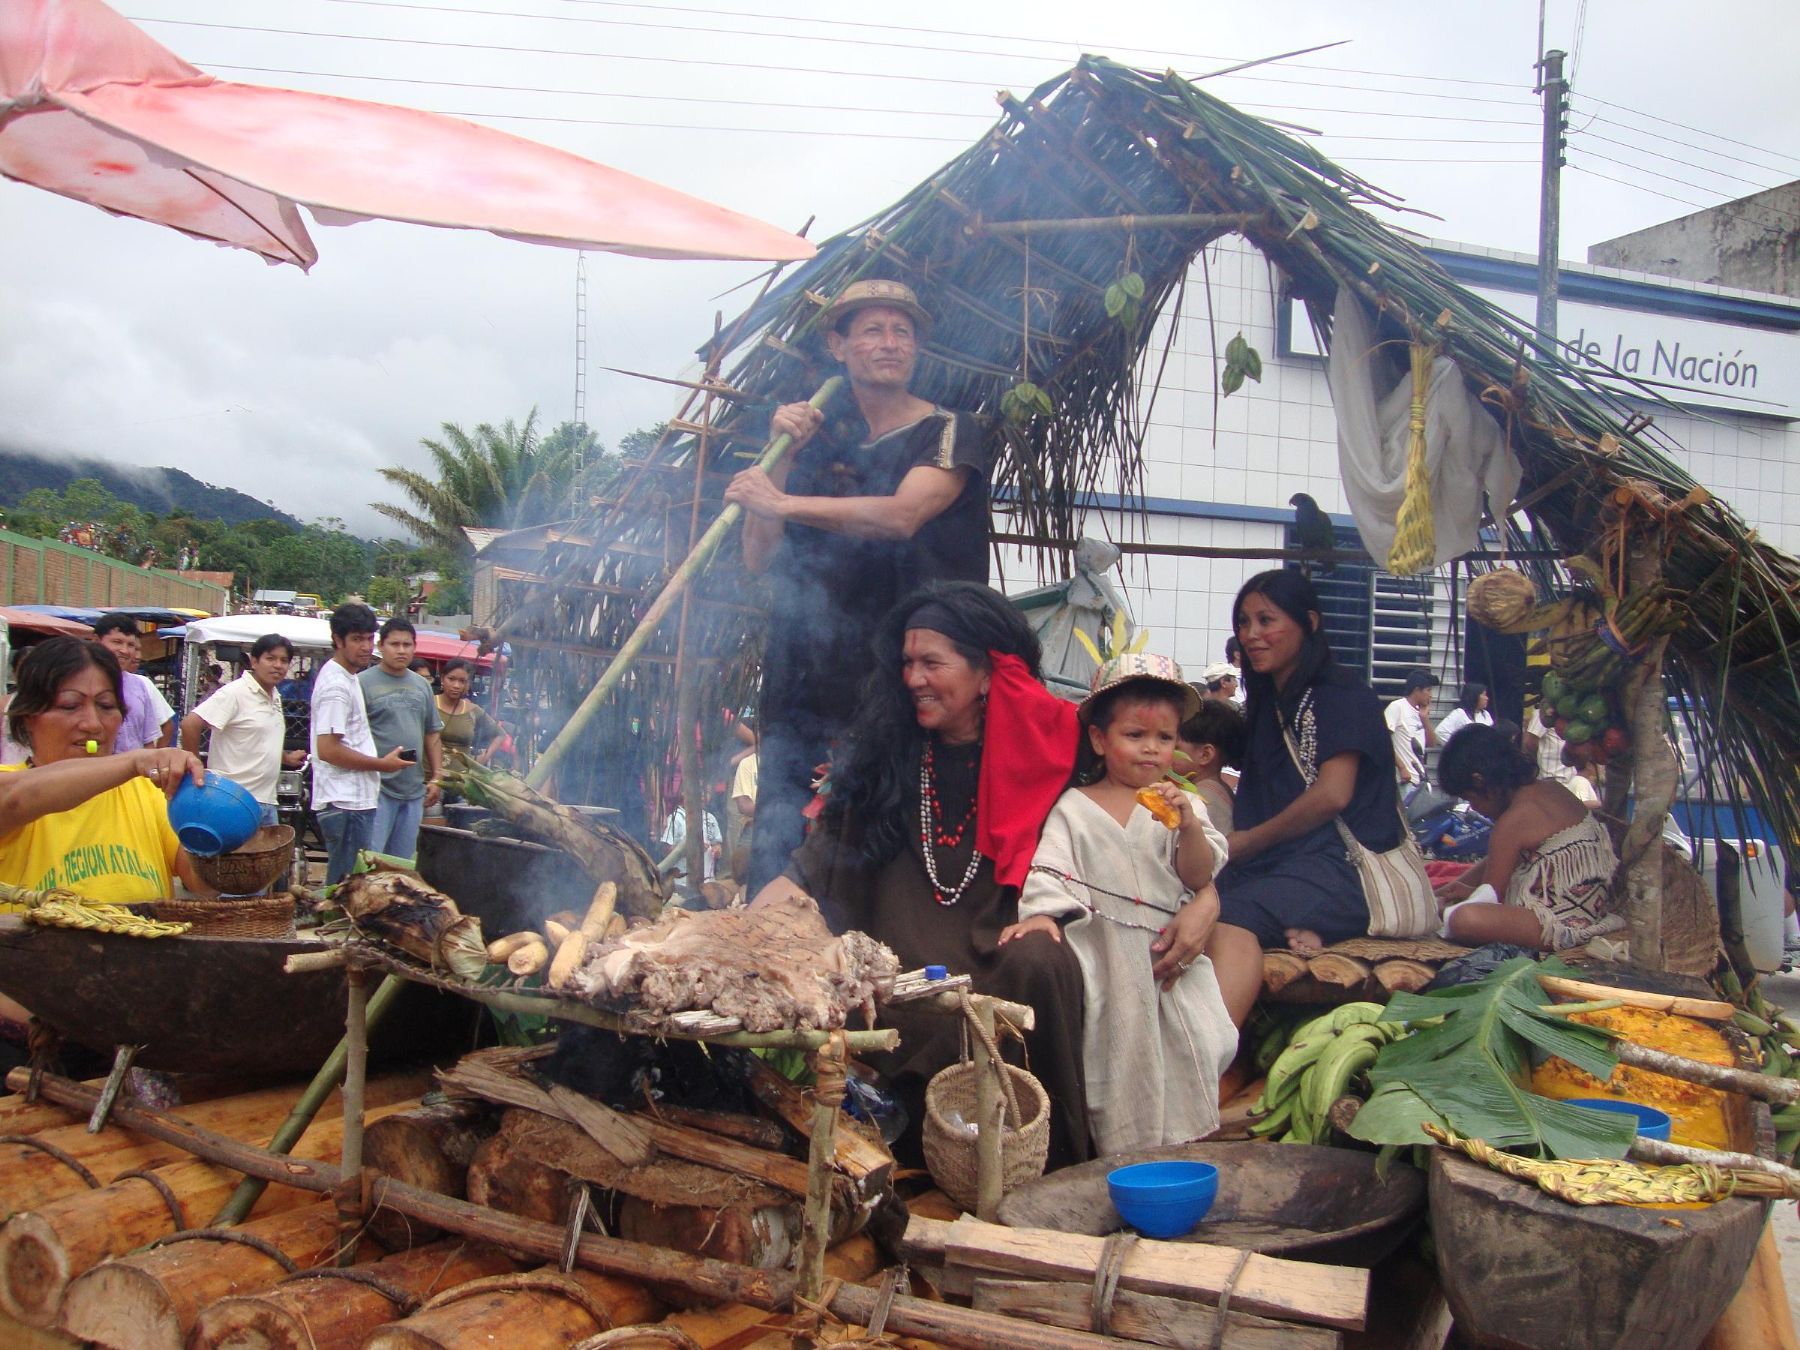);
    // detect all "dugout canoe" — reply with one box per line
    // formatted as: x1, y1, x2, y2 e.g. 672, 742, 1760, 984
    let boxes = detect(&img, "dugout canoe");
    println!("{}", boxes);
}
0, 917, 471, 1075
1428, 973, 1774, 1350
